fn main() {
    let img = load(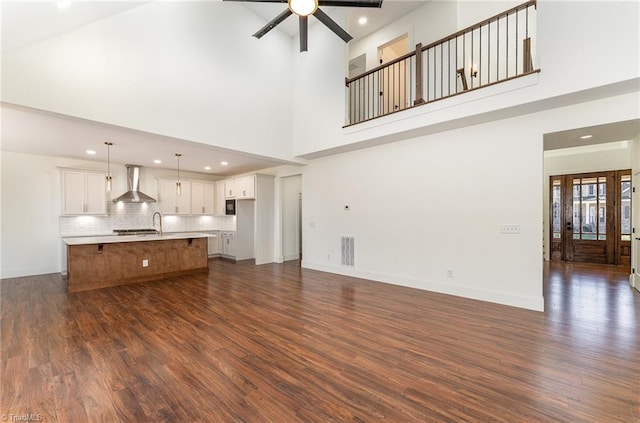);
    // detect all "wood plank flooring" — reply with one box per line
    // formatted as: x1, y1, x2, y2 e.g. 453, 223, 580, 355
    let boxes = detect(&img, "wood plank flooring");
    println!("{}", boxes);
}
1, 259, 638, 422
